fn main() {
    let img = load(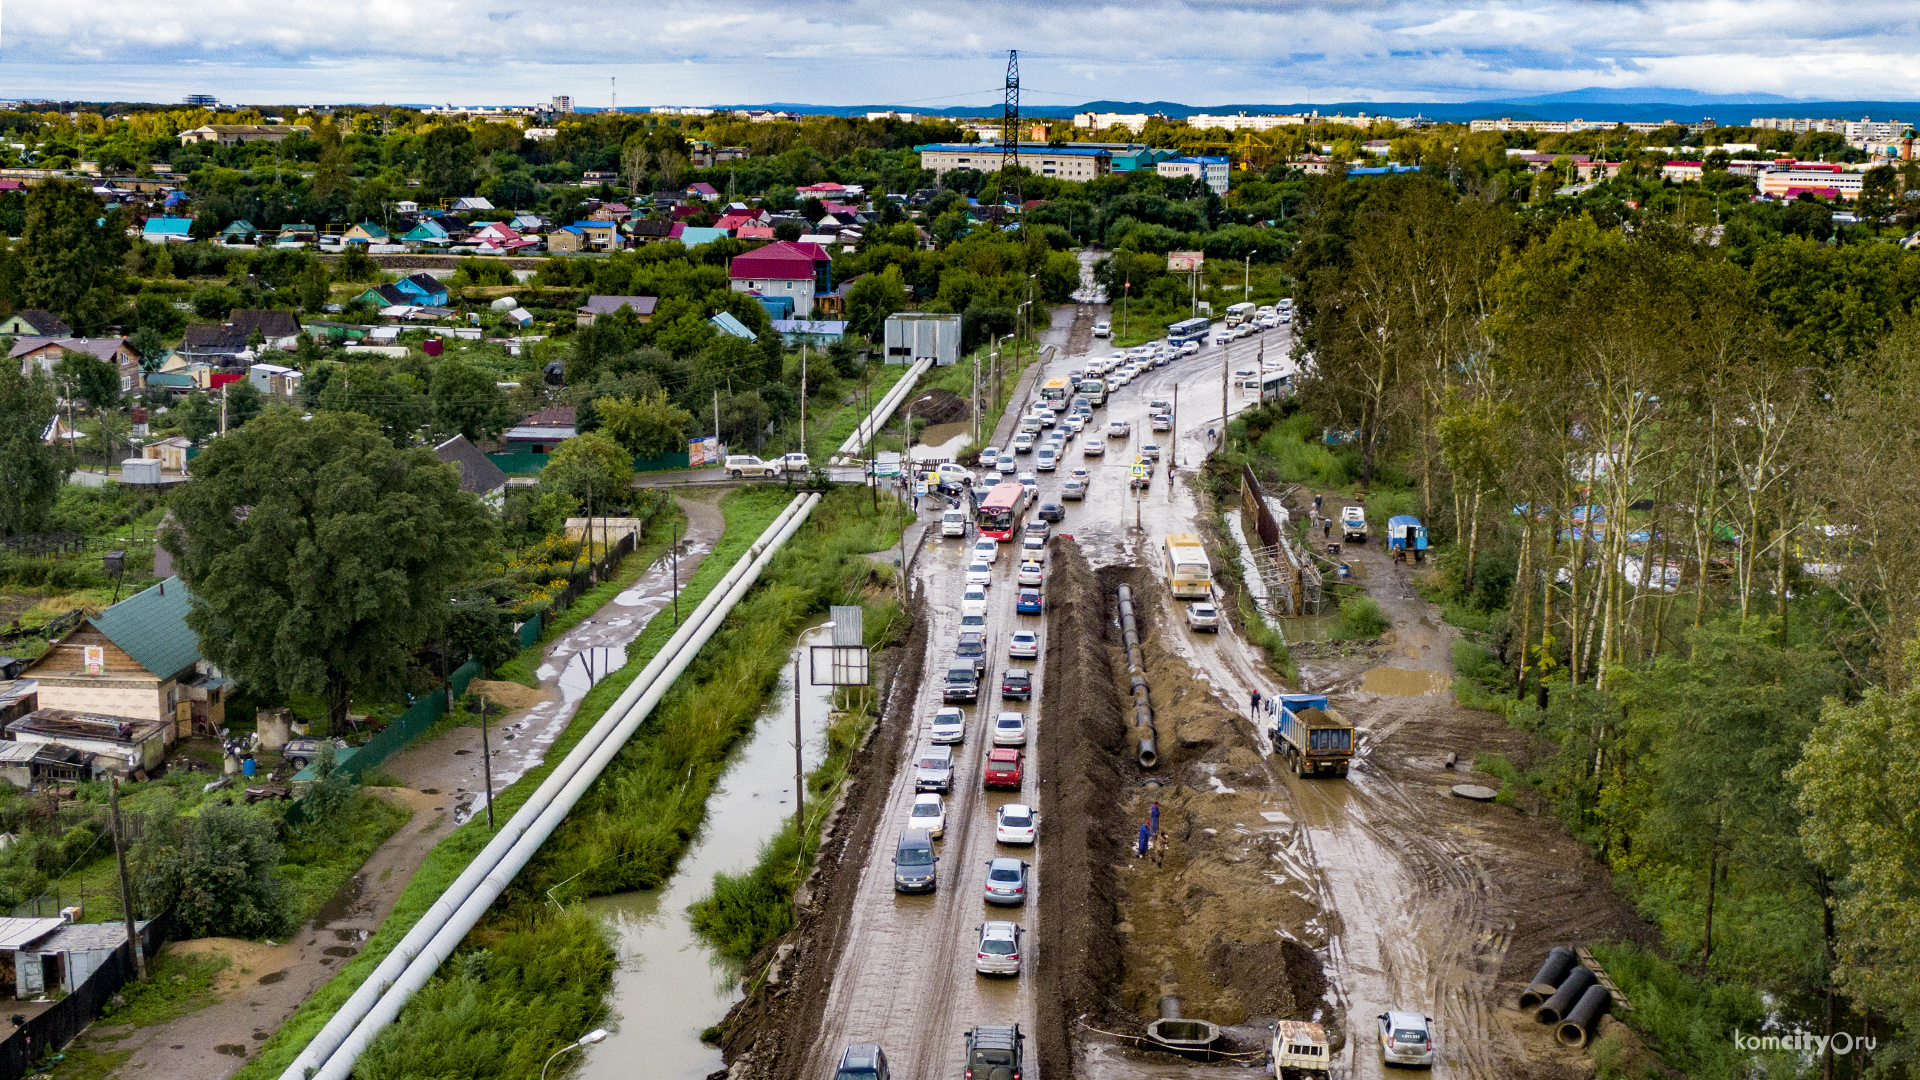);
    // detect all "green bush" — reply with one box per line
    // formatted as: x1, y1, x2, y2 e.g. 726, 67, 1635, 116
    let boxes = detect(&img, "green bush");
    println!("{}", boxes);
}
1254, 410, 1358, 489
1364, 490, 1418, 533
132, 800, 291, 940
1587, 941, 1795, 1079
1334, 596, 1388, 639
